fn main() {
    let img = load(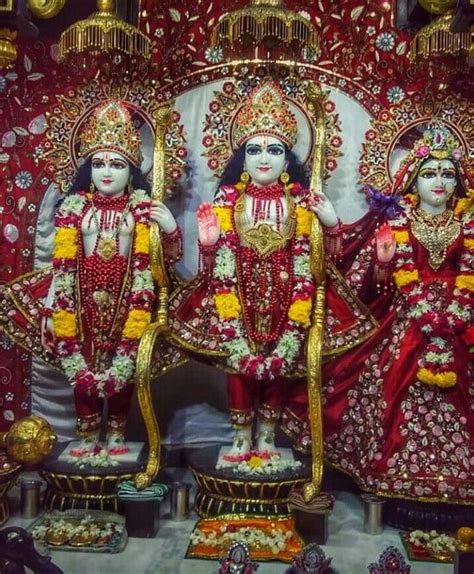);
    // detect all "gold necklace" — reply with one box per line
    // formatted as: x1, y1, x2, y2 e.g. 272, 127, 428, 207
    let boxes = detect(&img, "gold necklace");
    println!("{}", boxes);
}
411, 208, 460, 271
91, 203, 131, 262
234, 192, 296, 257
